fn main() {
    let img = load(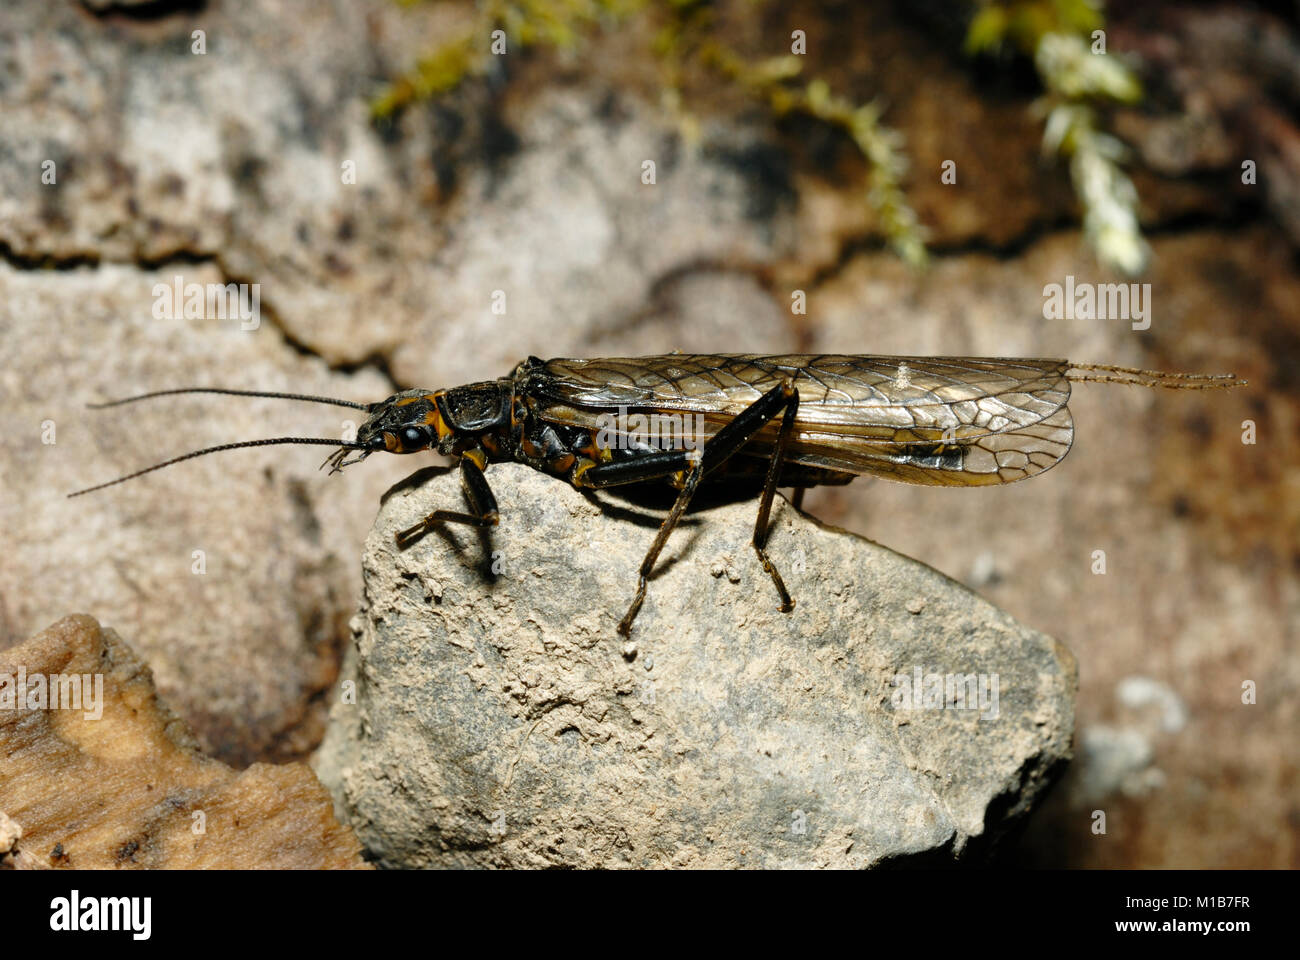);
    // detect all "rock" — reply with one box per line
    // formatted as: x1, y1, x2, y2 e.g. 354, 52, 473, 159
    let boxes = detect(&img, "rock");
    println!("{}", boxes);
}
315, 463, 1075, 868
78, 0, 158, 9
0, 811, 19, 853
0, 810, 36, 870
0, 615, 370, 869
0, 261, 414, 766
0, 0, 799, 386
